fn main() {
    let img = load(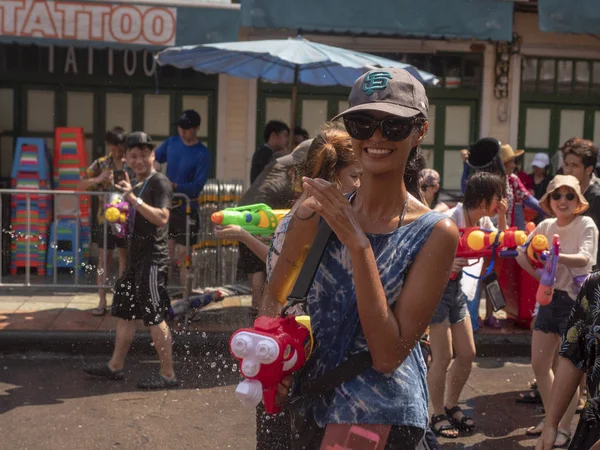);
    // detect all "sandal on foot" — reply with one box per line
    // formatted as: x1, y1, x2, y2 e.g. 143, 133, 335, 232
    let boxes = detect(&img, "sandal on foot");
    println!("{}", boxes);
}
430, 414, 459, 439
553, 430, 572, 449
91, 307, 106, 316
445, 405, 475, 432
526, 420, 544, 436
83, 363, 124, 380
137, 374, 179, 390
517, 389, 542, 404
